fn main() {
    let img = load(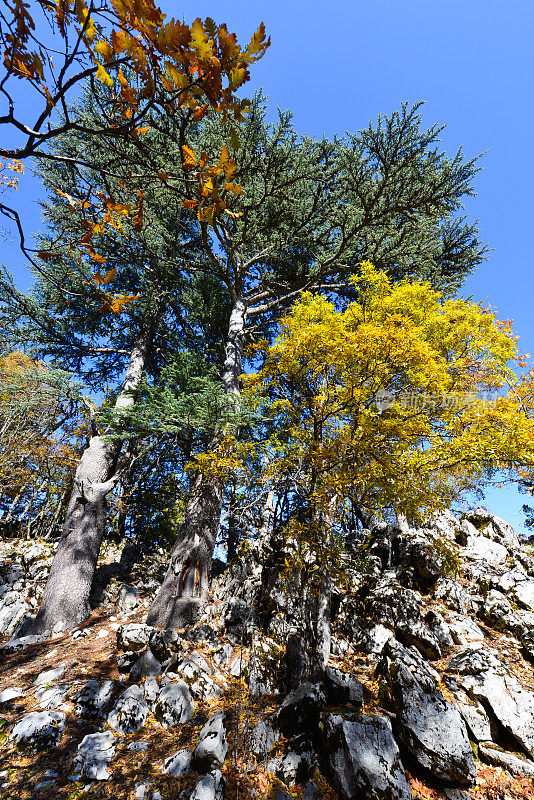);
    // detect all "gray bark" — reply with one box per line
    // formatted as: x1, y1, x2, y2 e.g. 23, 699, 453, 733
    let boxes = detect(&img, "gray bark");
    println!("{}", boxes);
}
28, 320, 153, 636
146, 299, 246, 629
